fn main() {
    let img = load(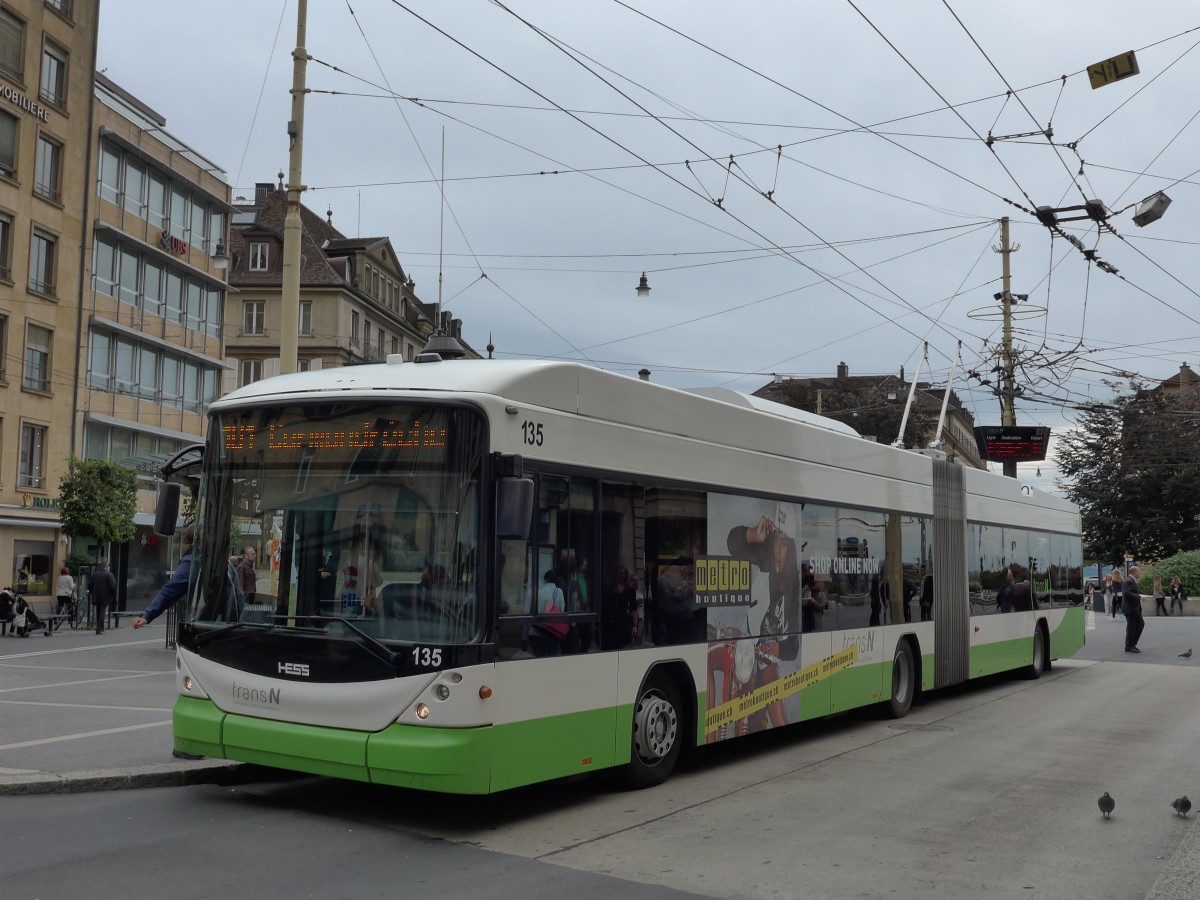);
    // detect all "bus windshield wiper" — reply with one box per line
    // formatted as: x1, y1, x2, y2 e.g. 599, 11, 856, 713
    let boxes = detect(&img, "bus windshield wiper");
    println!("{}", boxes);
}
193, 621, 275, 646
317, 616, 401, 667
